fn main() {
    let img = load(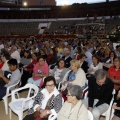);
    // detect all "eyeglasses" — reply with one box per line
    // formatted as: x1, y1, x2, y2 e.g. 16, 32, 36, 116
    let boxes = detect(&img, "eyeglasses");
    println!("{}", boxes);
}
66, 94, 73, 96
46, 84, 55, 87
